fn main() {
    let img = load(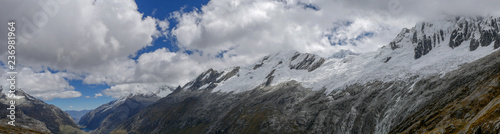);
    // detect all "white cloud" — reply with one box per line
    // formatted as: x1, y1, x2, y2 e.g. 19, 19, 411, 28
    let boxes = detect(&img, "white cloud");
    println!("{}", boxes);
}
0, 0, 159, 99
1, 67, 81, 100
171, 0, 500, 57
94, 93, 103, 98
157, 18, 170, 34
82, 58, 137, 85
99, 47, 266, 98
0, 0, 157, 73
103, 83, 161, 98
171, 0, 395, 58
135, 48, 204, 85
